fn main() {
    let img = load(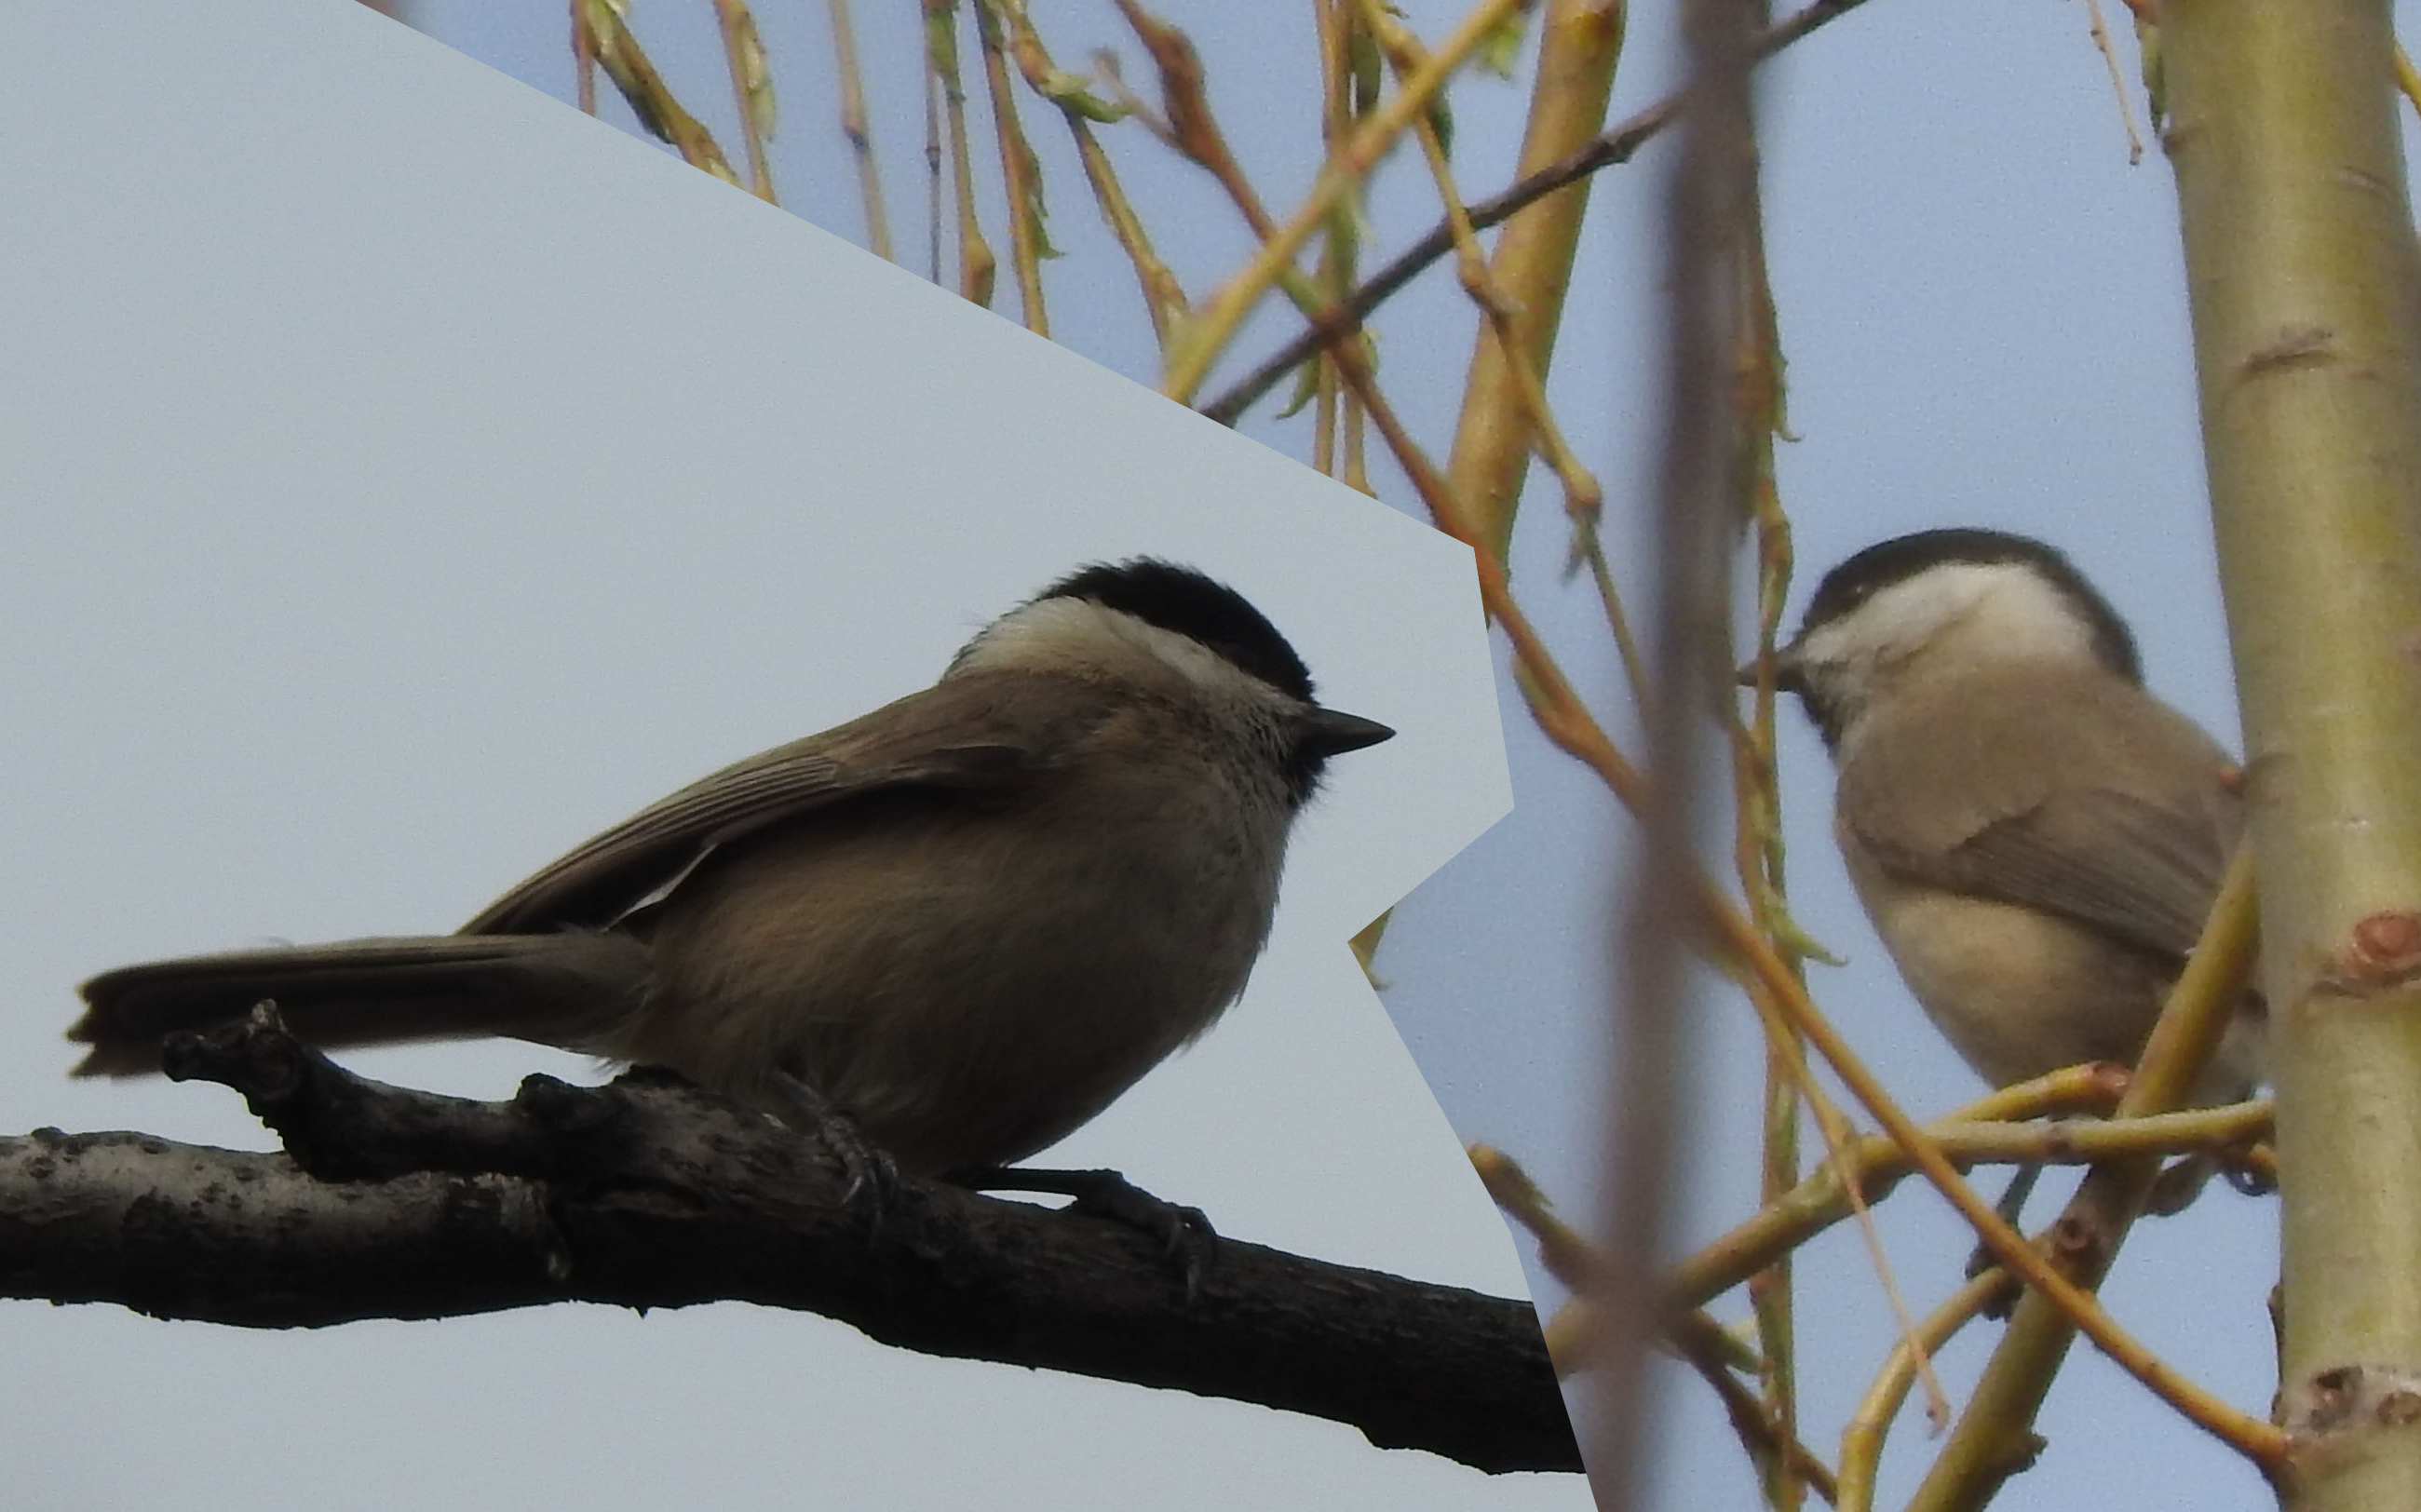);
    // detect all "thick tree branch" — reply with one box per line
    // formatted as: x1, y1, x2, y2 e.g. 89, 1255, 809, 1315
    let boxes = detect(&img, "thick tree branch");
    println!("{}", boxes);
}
0, 1011, 1578, 1476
